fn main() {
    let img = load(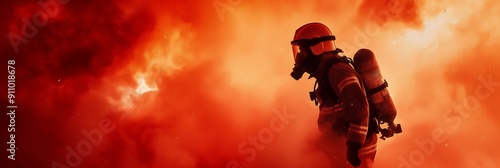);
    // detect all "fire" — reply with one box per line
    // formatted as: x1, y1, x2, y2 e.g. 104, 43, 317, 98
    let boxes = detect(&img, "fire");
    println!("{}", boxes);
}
111, 29, 194, 111
112, 72, 157, 112
134, 73, 158, 95
5, 0, 500, 168
143, 29, 196, 77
